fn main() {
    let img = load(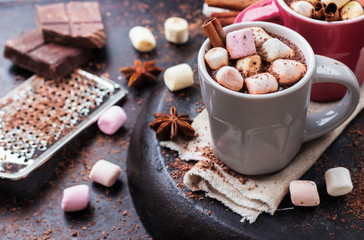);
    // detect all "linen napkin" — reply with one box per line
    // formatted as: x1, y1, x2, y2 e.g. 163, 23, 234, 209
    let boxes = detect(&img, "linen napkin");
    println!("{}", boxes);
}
160, 86, 364, 223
